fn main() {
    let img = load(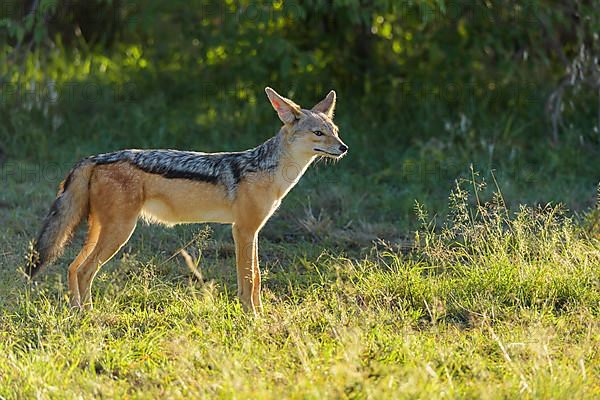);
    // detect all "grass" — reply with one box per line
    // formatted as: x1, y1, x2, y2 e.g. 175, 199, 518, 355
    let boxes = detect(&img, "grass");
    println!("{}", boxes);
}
0, 164, 598, 398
